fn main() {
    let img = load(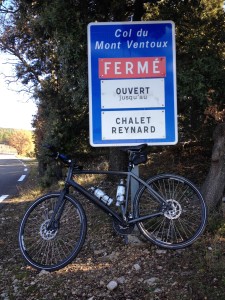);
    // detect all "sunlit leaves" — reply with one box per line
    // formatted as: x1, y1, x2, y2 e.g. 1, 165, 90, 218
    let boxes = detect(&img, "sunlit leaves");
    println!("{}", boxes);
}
144, 0, 225, 137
